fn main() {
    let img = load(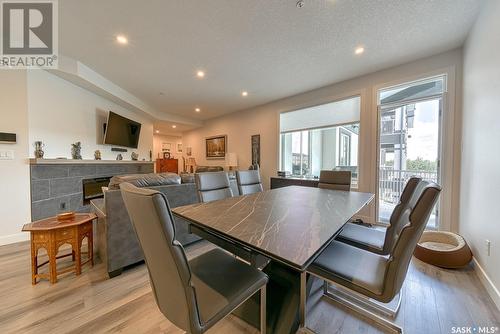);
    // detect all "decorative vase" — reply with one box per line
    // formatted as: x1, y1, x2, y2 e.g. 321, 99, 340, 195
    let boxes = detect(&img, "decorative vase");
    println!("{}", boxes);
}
33, 141, 44, 159
71, 142, 82, 160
